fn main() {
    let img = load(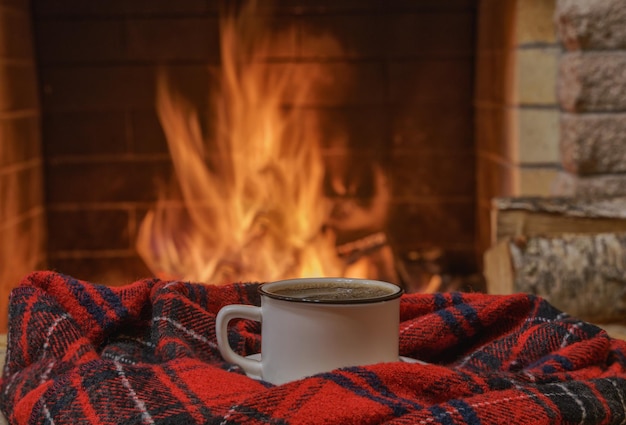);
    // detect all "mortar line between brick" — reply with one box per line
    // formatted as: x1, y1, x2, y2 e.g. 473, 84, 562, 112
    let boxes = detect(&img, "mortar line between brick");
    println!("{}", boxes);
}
0, 158, 43, 176
0, 206, 44, 233
49, 249, 139, 259
0, 109, 39, 119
